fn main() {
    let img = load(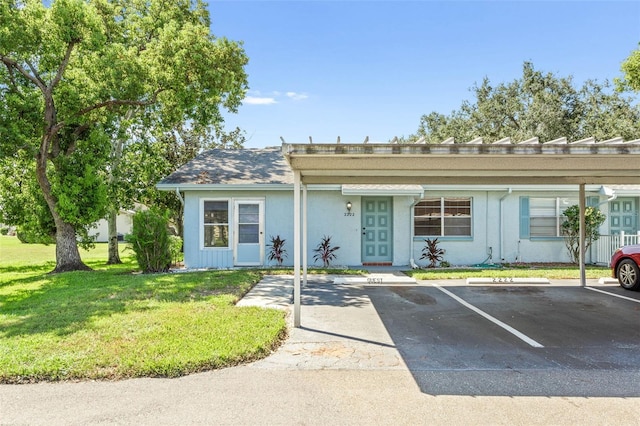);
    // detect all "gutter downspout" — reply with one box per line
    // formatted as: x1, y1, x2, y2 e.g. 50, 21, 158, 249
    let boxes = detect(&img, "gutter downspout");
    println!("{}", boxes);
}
175, 187, 185, 206
499, 188, 512, 263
